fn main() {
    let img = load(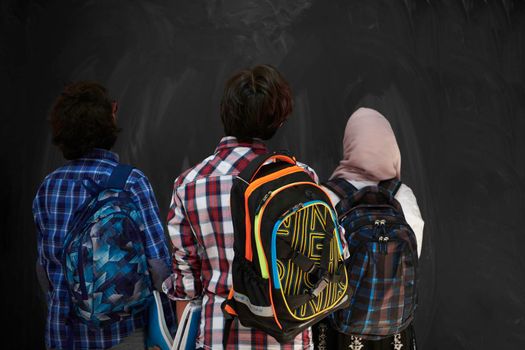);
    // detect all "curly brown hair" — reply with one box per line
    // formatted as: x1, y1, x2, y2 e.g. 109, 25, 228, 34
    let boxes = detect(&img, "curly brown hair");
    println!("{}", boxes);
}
220, 64, 293, 141
49, 81, 120, 160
